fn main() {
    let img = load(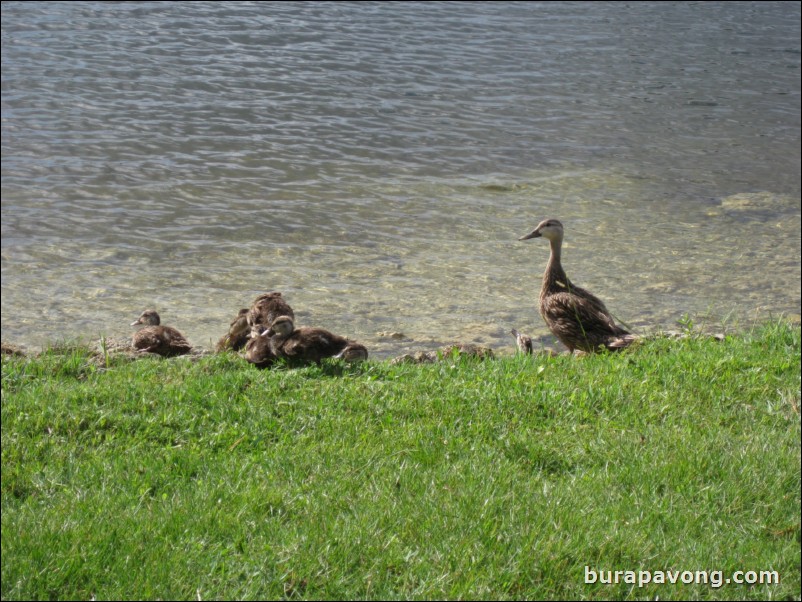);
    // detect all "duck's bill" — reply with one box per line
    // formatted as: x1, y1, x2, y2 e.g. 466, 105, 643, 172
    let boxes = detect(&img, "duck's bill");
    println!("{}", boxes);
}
518, 229, 541, 240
